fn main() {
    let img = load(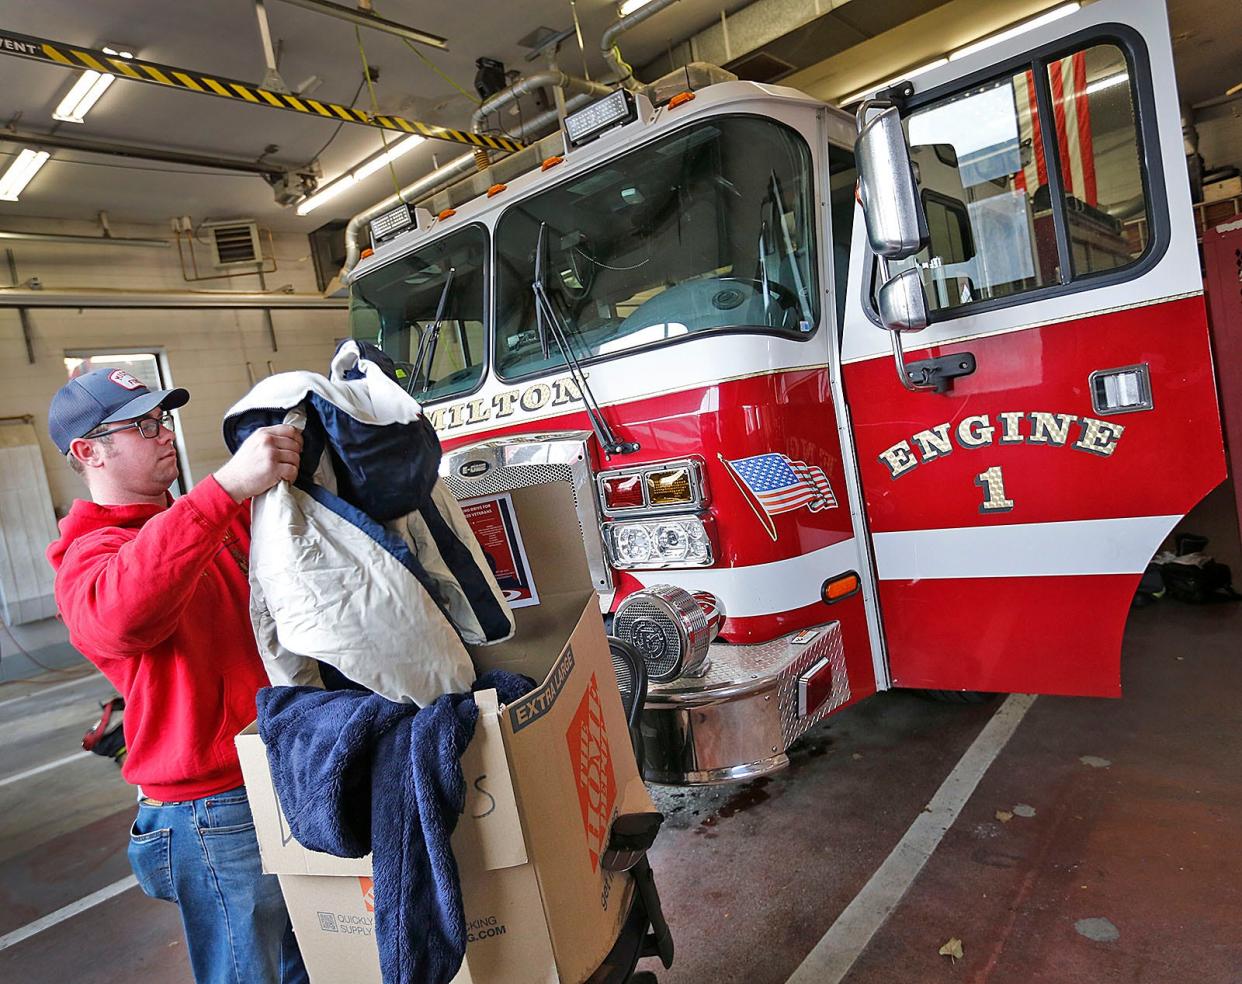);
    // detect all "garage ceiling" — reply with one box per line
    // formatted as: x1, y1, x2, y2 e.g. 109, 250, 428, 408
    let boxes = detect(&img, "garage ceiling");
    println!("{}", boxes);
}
0, 0, 1236, 235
